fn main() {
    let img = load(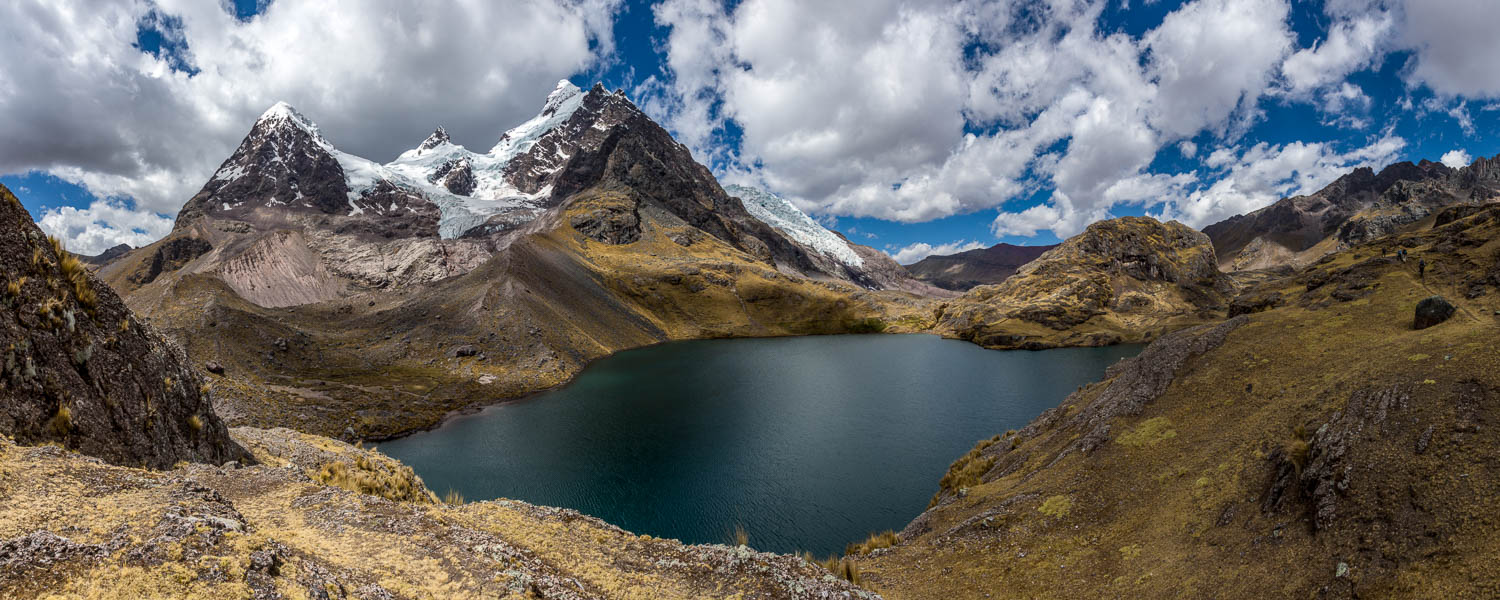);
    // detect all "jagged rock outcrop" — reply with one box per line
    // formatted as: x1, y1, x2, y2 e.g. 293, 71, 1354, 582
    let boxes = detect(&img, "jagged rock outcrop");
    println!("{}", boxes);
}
1205, 155, 1500, 271
934, 216, 1229, 349
0, 184, 247, 469
174, 102, 437, 241
431, 157, 476, 195
175, 102, 353, 226
905, 243, 1057, 291
126, 236, 212, 285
